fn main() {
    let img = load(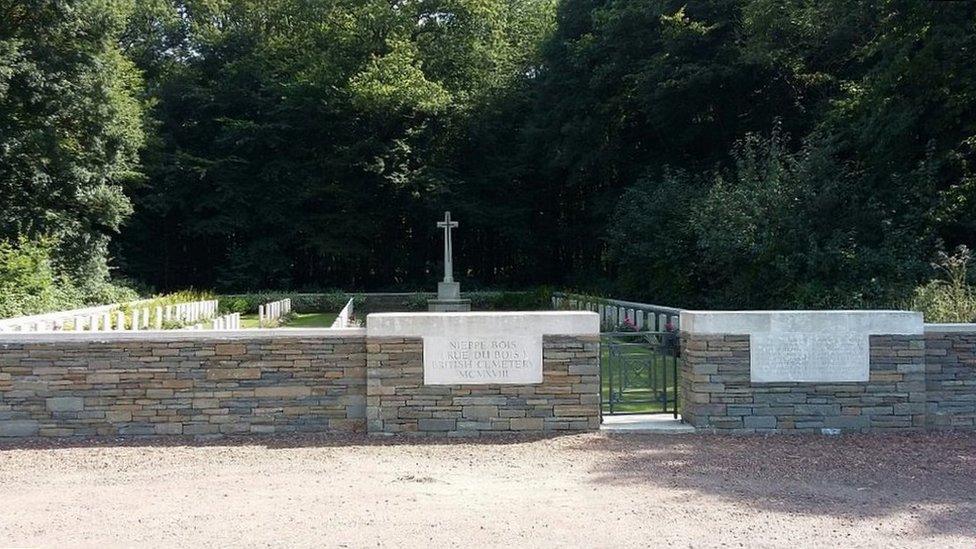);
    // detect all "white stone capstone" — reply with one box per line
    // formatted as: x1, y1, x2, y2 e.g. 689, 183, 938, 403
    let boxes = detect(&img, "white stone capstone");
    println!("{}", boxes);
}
0, 327, 365, 343
680, 310, 923, 383
924, 323, 976, 333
